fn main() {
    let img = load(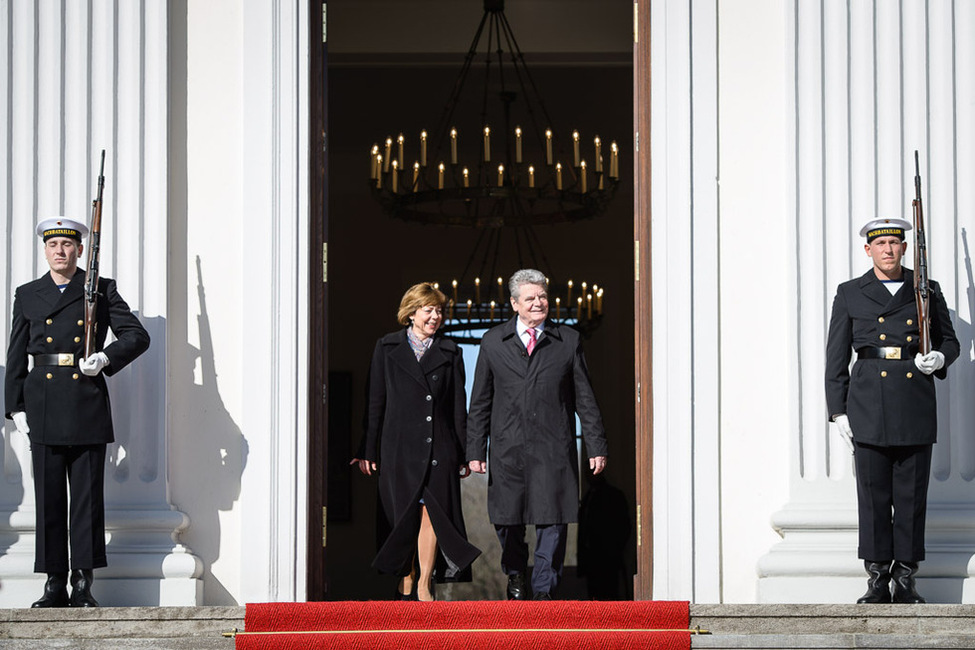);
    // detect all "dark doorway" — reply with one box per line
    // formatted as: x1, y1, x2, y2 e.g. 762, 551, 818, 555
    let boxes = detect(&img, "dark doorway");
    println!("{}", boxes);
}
307, 0, 639, 601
